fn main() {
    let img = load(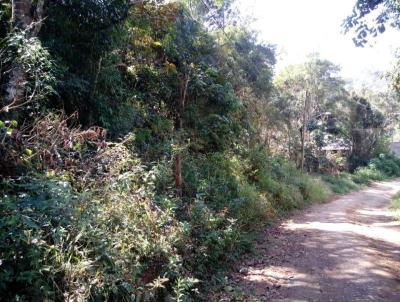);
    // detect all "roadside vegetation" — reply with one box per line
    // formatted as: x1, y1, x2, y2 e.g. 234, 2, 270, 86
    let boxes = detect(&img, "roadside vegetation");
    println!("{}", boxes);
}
391, 192, 400, 219
322, 154, 400, 194
1, 0, 400, 301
